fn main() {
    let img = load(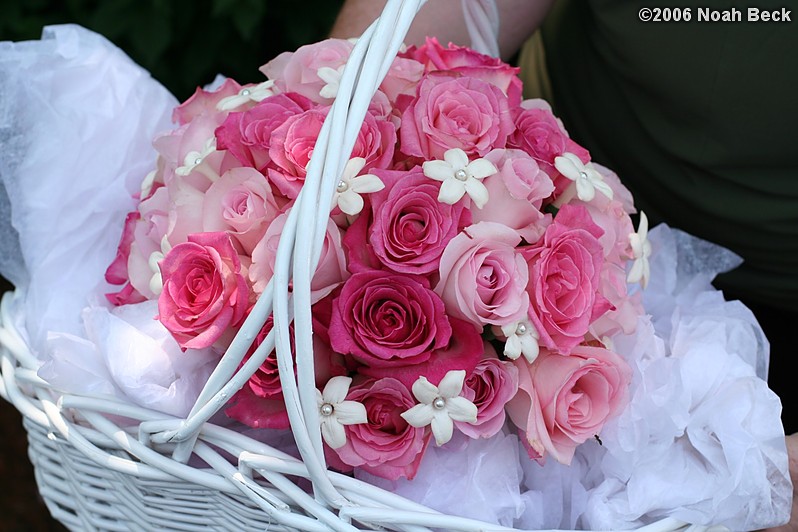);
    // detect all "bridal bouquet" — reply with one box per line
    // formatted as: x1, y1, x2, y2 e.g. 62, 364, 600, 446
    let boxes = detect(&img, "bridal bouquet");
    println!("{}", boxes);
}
1, 25, 789, 531
103, 36, 645, 480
